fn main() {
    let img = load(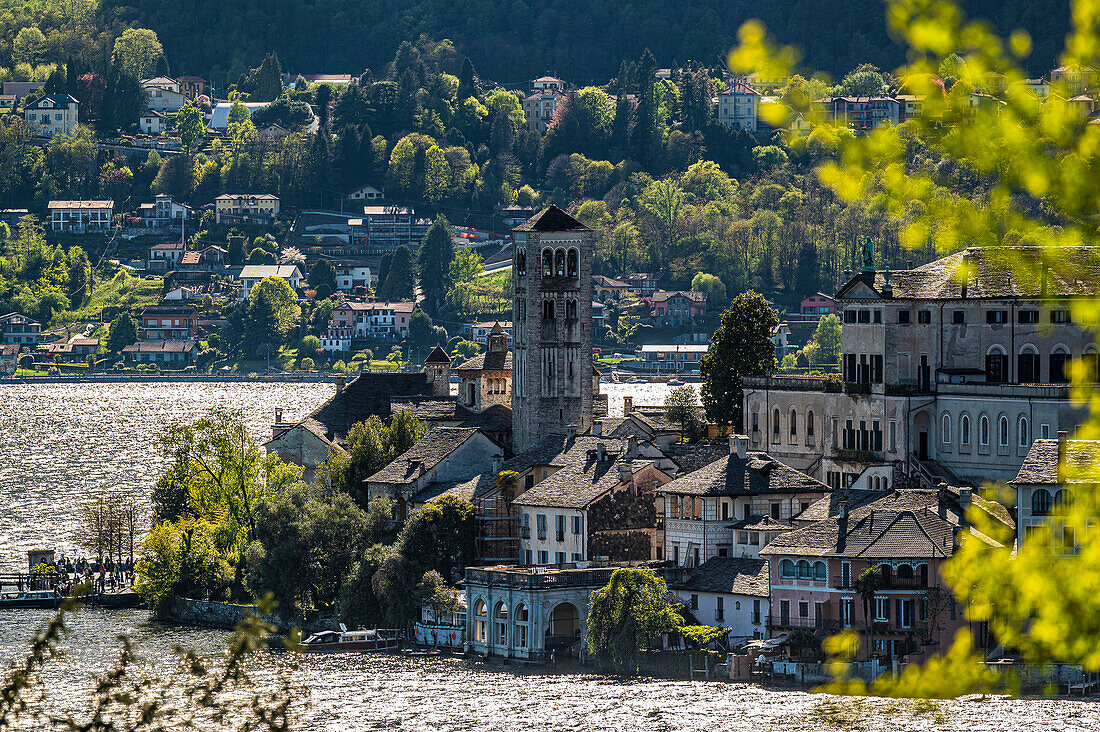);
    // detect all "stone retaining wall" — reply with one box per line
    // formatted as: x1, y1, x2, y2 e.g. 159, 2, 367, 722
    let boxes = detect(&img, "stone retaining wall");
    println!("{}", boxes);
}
167, 597, 336, 634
